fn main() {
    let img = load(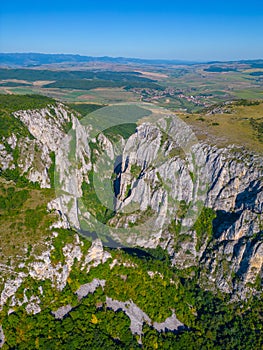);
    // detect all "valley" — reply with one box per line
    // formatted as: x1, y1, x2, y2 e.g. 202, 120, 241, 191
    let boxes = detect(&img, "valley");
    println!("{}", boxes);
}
0, 56, 262, 349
